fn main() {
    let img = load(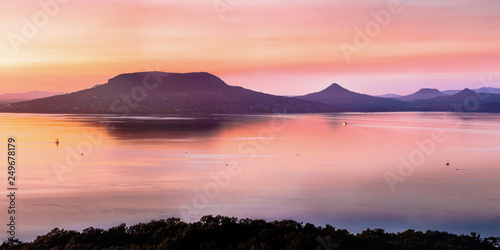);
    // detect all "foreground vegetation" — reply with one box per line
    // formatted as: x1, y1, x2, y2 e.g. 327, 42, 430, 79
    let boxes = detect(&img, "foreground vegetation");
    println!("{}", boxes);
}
2, 215, 499, 249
